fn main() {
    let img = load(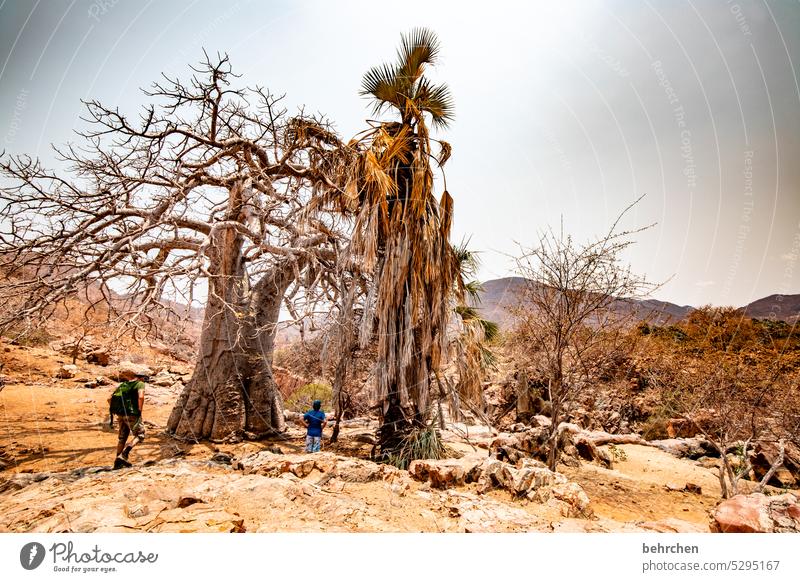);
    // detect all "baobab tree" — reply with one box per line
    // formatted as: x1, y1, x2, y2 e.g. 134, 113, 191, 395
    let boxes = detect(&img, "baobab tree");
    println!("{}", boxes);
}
0, 54, 348, 442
